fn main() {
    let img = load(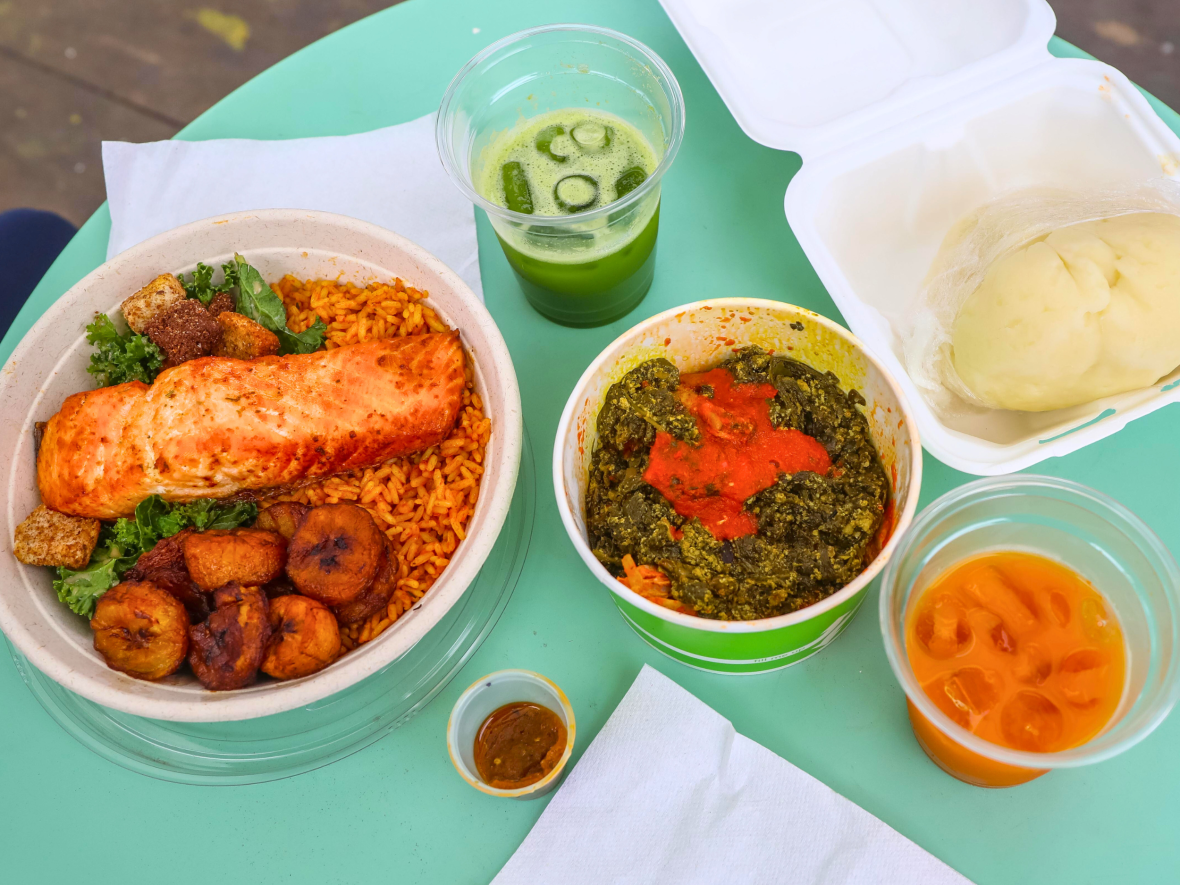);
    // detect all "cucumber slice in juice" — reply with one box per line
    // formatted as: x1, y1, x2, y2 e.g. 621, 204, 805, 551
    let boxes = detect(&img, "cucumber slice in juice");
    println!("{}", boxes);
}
553, 174, 599, 212
570, 121, 612, 150
534, 125, 569, 163
614, 166, 647, 200
501, 162, 534, 214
